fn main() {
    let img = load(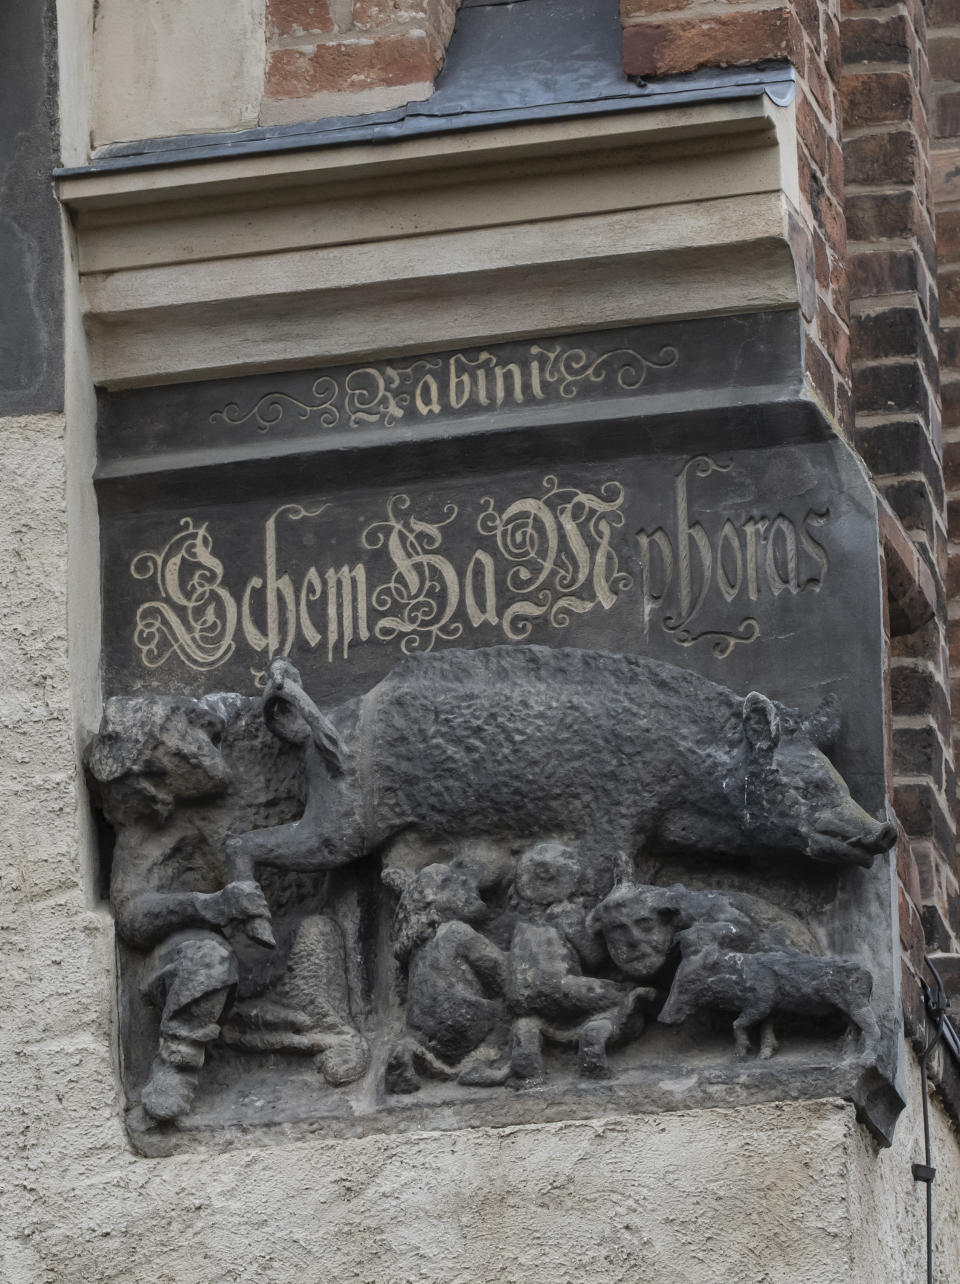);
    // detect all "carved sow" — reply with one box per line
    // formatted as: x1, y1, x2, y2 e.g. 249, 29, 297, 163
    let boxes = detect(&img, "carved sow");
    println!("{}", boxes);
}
229, 646, 895, 887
